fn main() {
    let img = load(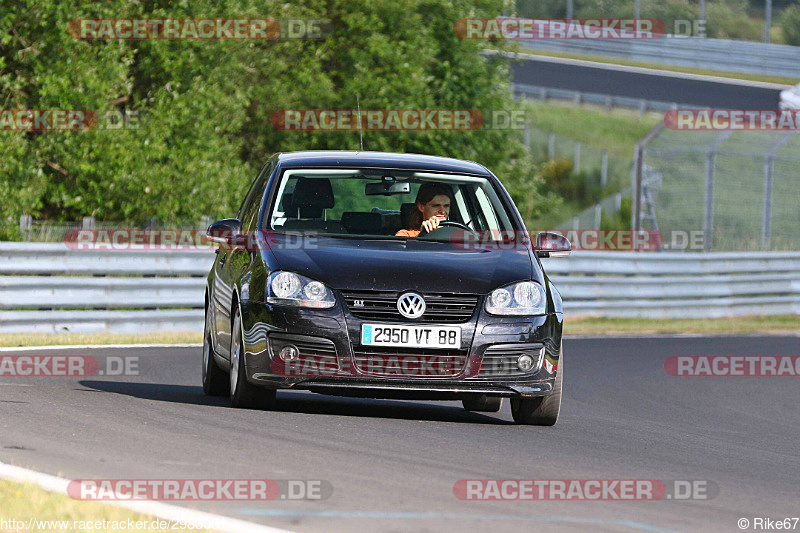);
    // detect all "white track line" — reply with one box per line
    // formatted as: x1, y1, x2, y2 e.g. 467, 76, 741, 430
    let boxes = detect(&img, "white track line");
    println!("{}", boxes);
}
0, 461, 293, 533
0, 344, 202, 352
